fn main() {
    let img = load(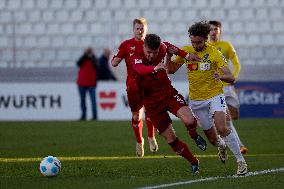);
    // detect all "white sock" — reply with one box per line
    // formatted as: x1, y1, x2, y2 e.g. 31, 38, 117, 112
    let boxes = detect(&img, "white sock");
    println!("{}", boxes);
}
216, 135, 226, 149
227, 121, 244, 147
223, 131, 245, 163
